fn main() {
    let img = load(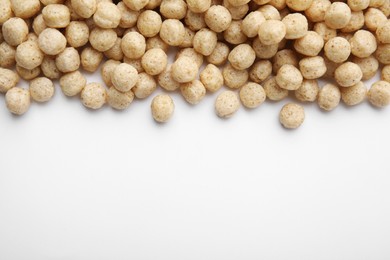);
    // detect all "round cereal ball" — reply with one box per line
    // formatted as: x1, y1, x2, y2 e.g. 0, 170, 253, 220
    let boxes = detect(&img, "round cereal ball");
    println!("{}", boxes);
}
382, 65, 390, 82
223, 64, 248, 89
121, 31, 146, 59
282, 13, 308, 39
176, 48, 203, 68
71, 0, 96, 18
241, 11, 265, 38
276, 64, 303, 91
123, 58, 144, 74
159, 19, 185, 46
348, 0, 369, 11
112, 63, 139, 92
15, 41, 44, 70
349, 30, 377, 58
206, 42, 229, 66
379, 0, 390, 16
318, 83, 341, 111
286, 0, 312, 11
272, 49, 298, 74
364, 7, 387, 32
151, 94, 175, 123
2, 18, 29, 47
0, 68, 19, 93
136, 10, 162, 37
258, 20, 286, 45
29, 77, 55, 102
0, 42, 16, 68
141, 48, 167, 76
352, 56, 379, 81
180, 80, 206, 105
215, 90, 240, 118
334, 62, 362, 87
93, 2, 121, 29
118, 1, 139, 28
340, 81, 366, 106
42, 4, 71, 28
107, 86, 134, 110
5, 87, 30, 115
200, 64, 223, 93
41, 56, 61, 80
324, 2, 351, 29
279, 103, 305, 129
294, 31, 324, 57
55, 47, 80, 73
258, 4, 281, 20
145, 0, 161, 9
104, 37, 123, 61
146, 35, 169, 52
224, 0, 248, 20
186, 0, 210, 13
223, 20, 247, 45
313, 22, 337, 42
304, 0, 331, 22
32, 14, 47, 36
295, 79, 319, 102
65, 21, 89, 48
132, 72, 157, 99
376, 20, 390, 44
185, 10, 206, 31
10, 0, 40, 19
249, 60, 272, 83
367, 81, 390, 107
376, 44, 390, 65
179, 28, 195, 48
263, 76, 288, 101
324, 37, 351, 63
38, 28, 67, 56
81, 83, 106, 109
228, 44, 256, 71
0, 0, 12, 24
89, 28, 117, 52
204, 5, 232, 33
101, 59, 120, 87
227, 0, 249, 7
171, 56, 198, 83
193, 28, 217, 56
239, 82, 266, 109
160, 0, 187, 19
16, 65, 41, 80
340, 11, 365, 33
81, 47, 103, 72
158, 65, 181, 91
60, 70, 86, 96
299, 56, 327, 79
123, 0, 149, 11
